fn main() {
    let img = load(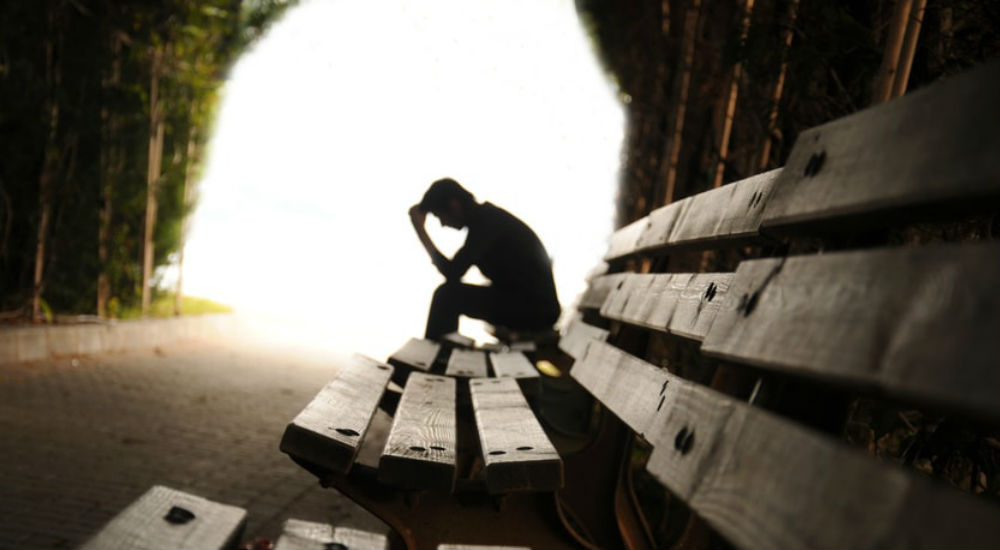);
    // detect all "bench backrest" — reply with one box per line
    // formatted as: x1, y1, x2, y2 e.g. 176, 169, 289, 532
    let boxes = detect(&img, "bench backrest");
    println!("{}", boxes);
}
567, 59, 1000, 549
